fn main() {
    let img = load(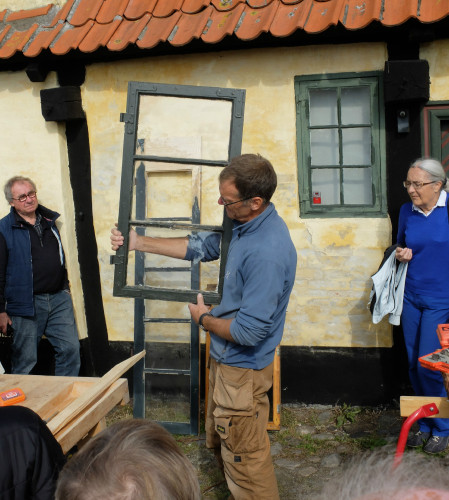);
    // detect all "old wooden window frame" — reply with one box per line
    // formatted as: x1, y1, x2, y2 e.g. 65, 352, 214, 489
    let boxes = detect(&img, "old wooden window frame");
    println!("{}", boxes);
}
112, 82, 245, 434
112, 82, 245, 303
